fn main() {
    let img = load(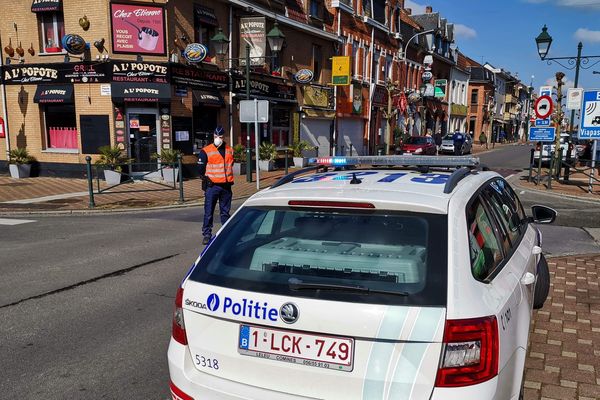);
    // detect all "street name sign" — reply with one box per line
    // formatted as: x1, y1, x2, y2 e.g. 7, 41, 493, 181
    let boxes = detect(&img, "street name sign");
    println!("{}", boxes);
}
579, 89, 600, 139
529, 126, 556, 142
